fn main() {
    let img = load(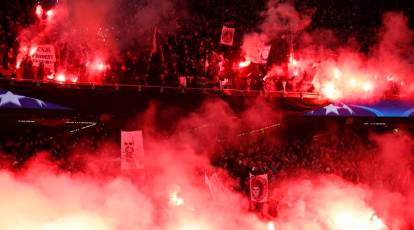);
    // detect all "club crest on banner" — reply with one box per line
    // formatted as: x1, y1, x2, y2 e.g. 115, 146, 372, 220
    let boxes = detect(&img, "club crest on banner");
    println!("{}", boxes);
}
121, 130, 144, 170
220, 26, 235, 46
250, 173, 268, 203
249, 45, 271, 65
